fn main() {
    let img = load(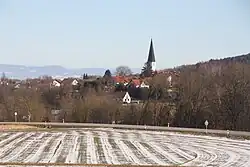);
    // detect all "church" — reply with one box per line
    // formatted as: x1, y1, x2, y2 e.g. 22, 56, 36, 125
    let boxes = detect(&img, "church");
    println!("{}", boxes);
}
146, 38, 156, 72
